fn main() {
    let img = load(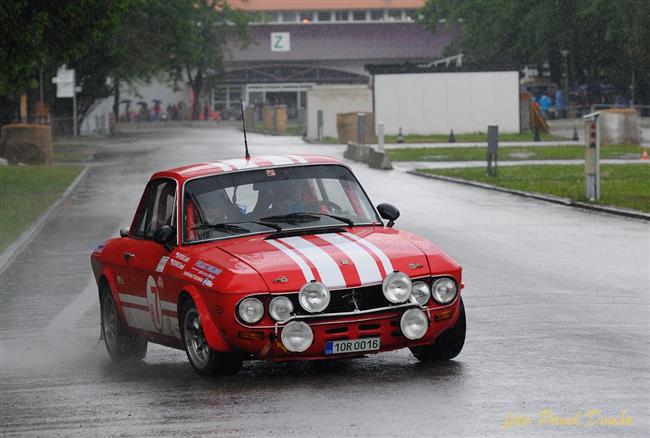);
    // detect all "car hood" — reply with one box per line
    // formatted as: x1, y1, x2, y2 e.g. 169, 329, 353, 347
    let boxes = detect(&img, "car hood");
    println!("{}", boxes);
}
214, 228, 432, 292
